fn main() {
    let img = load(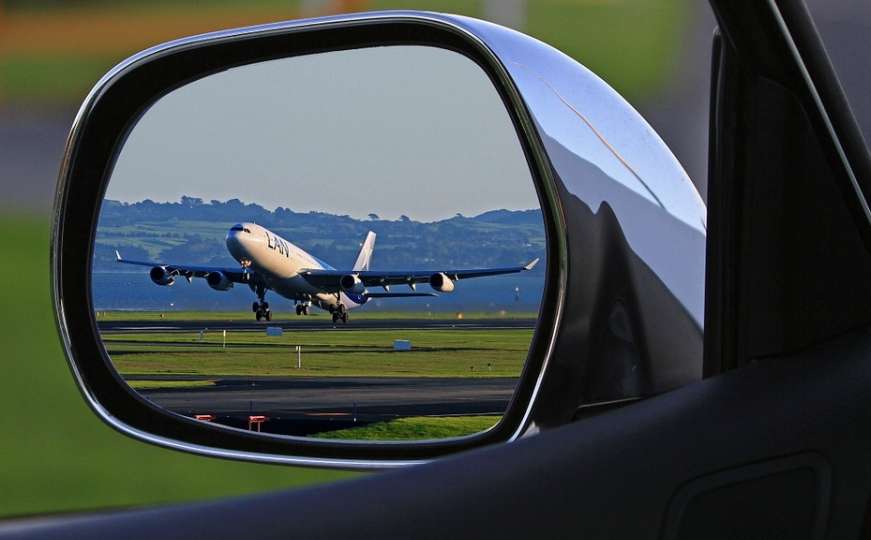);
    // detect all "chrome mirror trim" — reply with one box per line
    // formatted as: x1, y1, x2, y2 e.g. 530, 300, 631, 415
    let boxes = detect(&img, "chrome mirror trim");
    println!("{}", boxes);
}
53, 10, 705, 468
